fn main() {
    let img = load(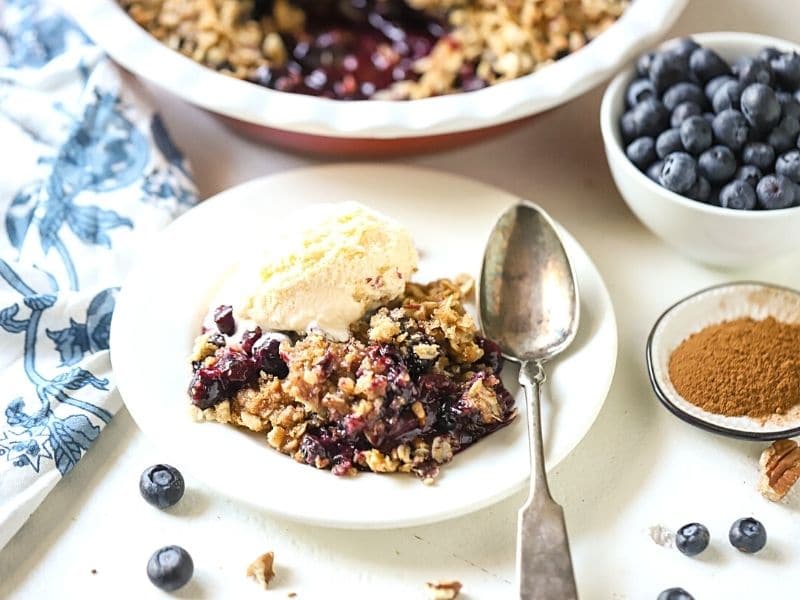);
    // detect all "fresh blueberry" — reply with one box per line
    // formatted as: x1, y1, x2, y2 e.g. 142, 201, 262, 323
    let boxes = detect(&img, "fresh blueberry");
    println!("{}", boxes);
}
711, 109, 749, 151
626, 137, 657, 169
620, 110, 638, 143
729, 517, 767, 553
656, 129, 684, 159
649, 51, 691, 93
719, 180, 757, 210
768, 126, 795, 153
663, 82, 706, 111
675, 523, 710, 556
740, 83, 781, 130
657, 588, 694, 600
770, 51, 800, 91
636, 52, 655, 77
734, 56, 773, 86
660, 152, 697, 194
776, 149, 800, 183
213, 305, 235, 336
140, 464, 185, 509
690, 47, 730, 83
777, 114, 800, 139
687, 176, 711, 203
698, 145, 737, 184
680, 116, 712, 154
757, 174, 796, 209
712, 79, 743, 113
660, 37, 700, 62
646, 160, 664, 182
631, 97, 670, 137
735, 164, 763, 188
627, 78, 657, 107
671, 101, 702, 127
743, 141, 776, 171
147, 546, 194, 591
705, 74, 736, 102
758, 47, 782, 64
778, 96, 800, 120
